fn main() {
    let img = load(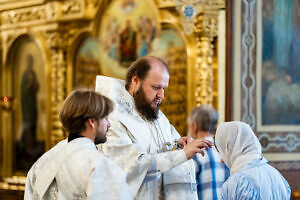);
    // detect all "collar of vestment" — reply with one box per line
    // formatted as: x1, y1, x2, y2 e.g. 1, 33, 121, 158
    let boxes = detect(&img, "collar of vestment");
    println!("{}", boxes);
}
68, 134, 84, 142
95, 75, 164, 122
